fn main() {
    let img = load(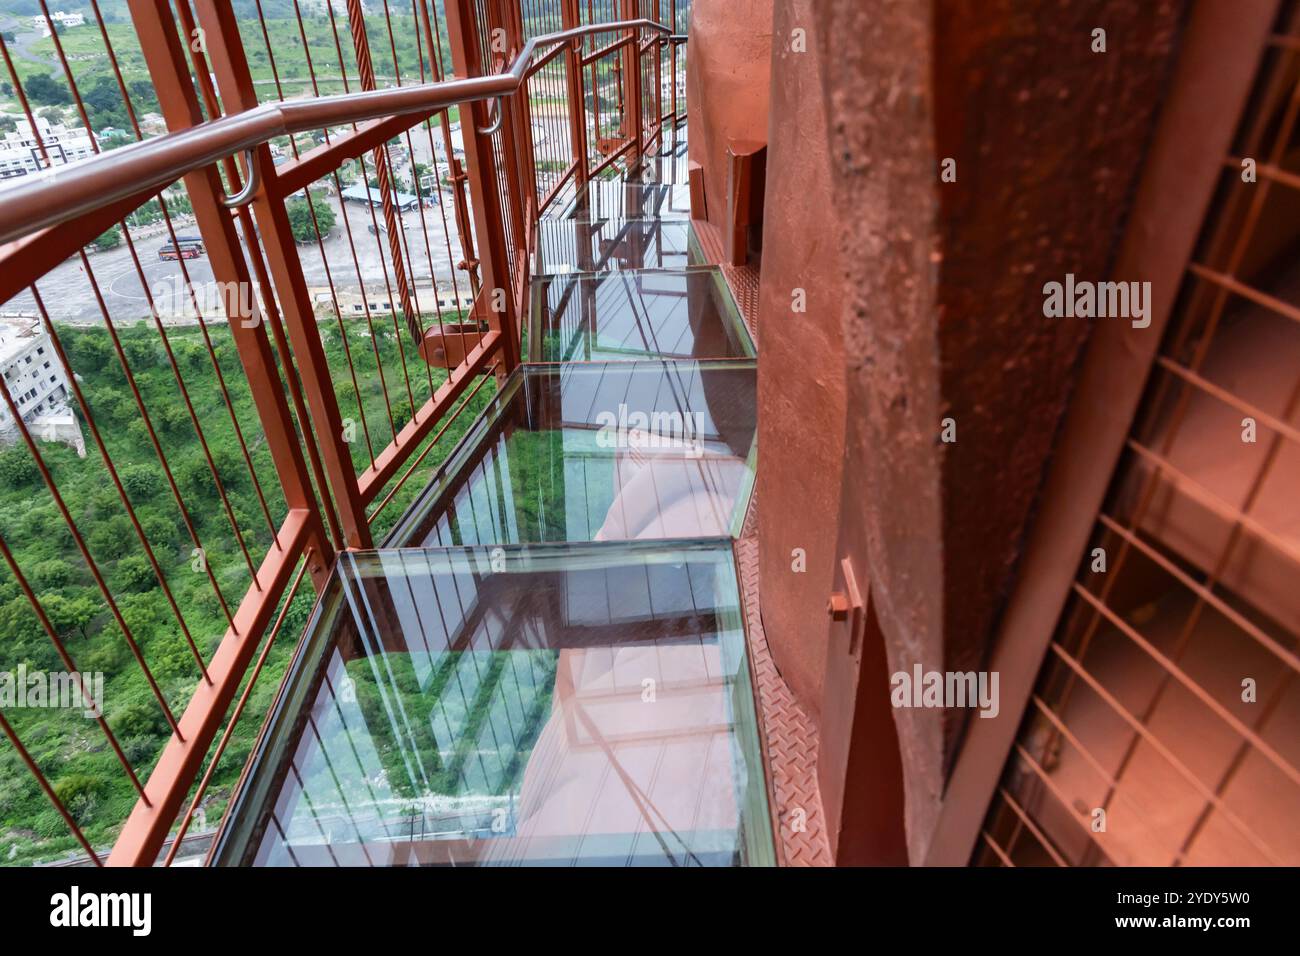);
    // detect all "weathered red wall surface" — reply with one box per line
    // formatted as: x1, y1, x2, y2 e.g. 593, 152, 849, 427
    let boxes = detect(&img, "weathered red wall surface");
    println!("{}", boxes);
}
685, 0, 773, 229
754, 0, 845, 720
688, 0, 1185, 861
816, 0, 1185, 860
